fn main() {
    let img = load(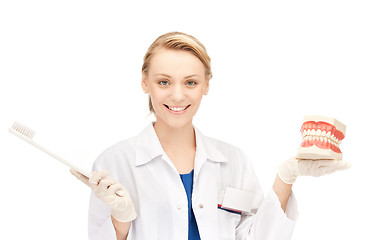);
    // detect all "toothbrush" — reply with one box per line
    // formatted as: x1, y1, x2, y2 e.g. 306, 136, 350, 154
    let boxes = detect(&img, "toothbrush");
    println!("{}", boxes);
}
9, 121, 124, 197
